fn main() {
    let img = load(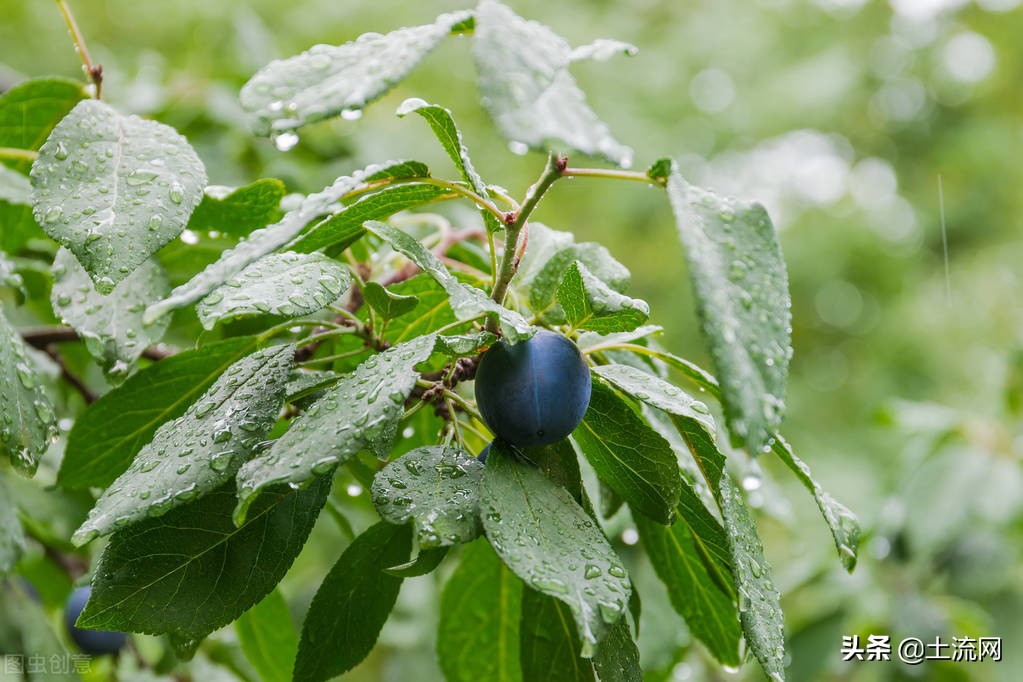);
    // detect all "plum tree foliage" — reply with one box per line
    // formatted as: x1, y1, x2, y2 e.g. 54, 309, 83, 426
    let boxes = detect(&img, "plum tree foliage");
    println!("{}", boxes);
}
0, 1, 861, 680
